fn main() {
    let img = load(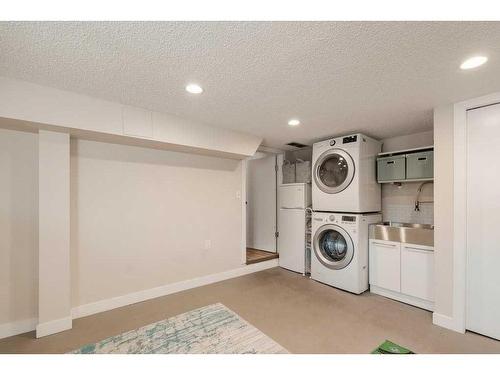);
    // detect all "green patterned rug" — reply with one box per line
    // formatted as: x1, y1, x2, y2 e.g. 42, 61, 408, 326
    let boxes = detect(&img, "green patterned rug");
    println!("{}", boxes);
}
371, 340, 414, 354
71, 303, 288, 354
